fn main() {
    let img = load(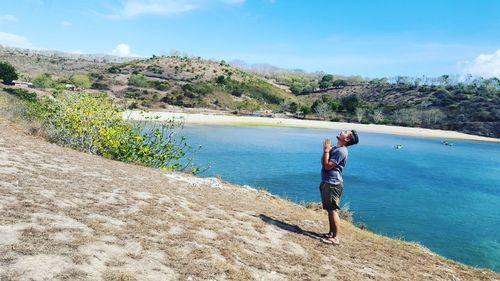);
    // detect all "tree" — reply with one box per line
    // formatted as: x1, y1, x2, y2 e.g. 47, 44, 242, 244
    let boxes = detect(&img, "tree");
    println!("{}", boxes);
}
319, 74, 334, 89
372, 109, 384, 123
0, 61, 18, 85
216, 75, 226, 85
302, 83, 316, 94
332, 79, 348, 87
394, 108, 421, 125
439, 75, 450, 86
314, 103, 332, 120
484, 78, 500, 96
355, 108, 365, 123
280, 100, 299, 113
301, 105, 312, 115
370, 77, 388, 86
340, 95, 359, 113
289, 102, 299, 113
396, 76, 410, 86
290, 81, 305, 95
421, 109, 446, 126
